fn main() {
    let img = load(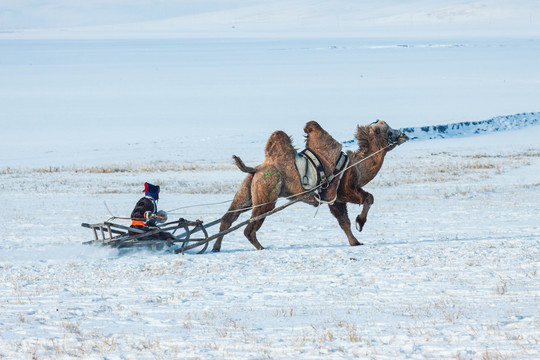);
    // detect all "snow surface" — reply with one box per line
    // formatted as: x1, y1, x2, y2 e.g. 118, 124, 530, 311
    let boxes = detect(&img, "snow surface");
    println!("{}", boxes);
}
1, 124, 539, 359
2, 0, 540, 38
1, 1, 539, 359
